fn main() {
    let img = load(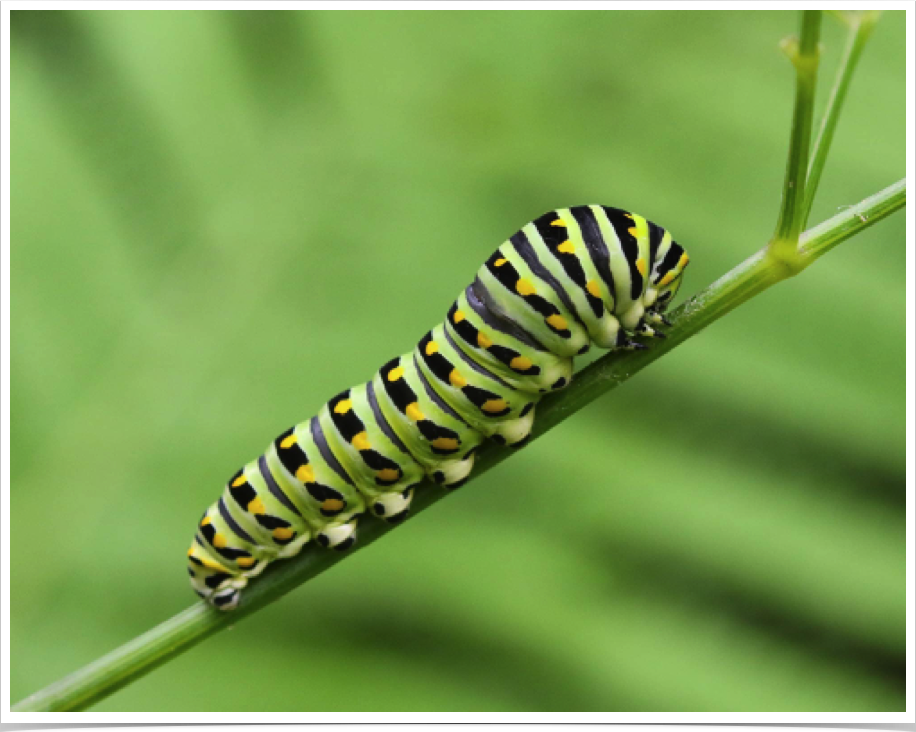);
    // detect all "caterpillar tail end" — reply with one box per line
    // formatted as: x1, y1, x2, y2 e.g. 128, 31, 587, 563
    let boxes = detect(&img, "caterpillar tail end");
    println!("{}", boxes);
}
208, 585, 244, 611
188, 560, 249, 612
